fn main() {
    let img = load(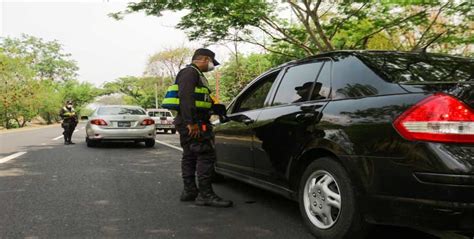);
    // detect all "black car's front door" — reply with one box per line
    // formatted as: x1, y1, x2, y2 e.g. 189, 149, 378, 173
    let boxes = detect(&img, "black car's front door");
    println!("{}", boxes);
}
214, 71, 281, 177
252, 60, 332, 187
